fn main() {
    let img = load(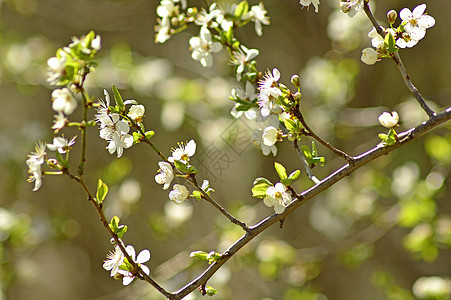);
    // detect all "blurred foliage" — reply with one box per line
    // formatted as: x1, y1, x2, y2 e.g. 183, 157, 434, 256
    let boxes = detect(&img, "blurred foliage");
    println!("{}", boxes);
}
1, 0, 450, 299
